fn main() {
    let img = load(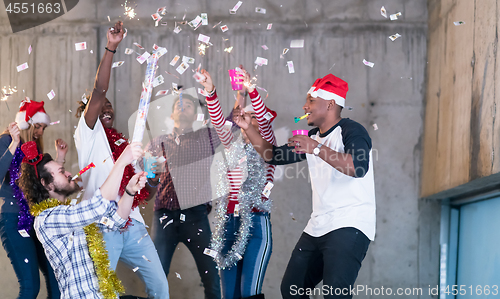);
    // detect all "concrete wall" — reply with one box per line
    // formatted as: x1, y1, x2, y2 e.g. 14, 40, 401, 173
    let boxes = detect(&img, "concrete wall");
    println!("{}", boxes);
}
422, 0, 500, 197
0, 0, 439, 298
